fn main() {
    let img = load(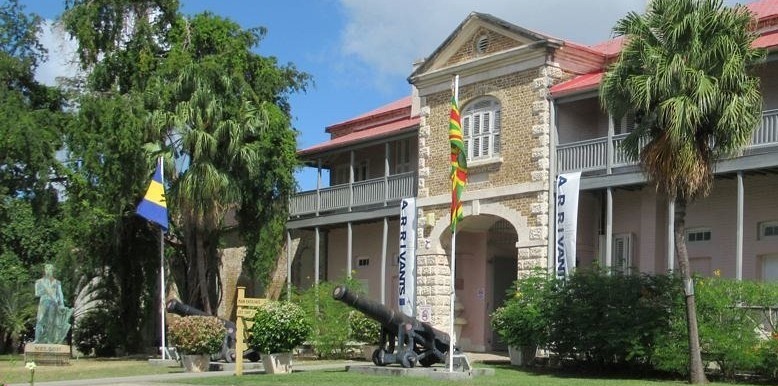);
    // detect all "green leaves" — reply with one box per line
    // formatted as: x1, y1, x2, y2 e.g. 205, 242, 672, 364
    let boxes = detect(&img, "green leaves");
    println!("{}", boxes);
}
601, 0, 763, 201
168, 315, 226, 355
248, 301, 311, 354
